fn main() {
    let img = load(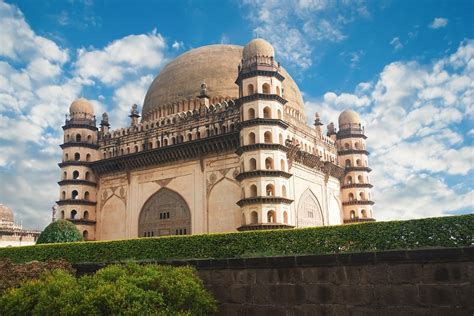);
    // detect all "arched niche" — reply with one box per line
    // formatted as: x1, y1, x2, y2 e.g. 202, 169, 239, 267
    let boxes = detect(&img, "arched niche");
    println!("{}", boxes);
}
138, 188, 191, 237
100, 196, 126, 240
208, 178, 240, 233
297, 189, 324, 228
